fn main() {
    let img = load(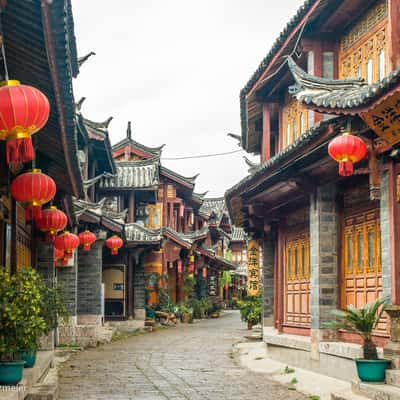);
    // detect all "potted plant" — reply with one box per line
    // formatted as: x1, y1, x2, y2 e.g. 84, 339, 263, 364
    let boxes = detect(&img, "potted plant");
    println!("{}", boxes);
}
0, 267, 46, 384
327, 297, 391, 382
238, 296, 261, 329
177, 304, 193, 323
